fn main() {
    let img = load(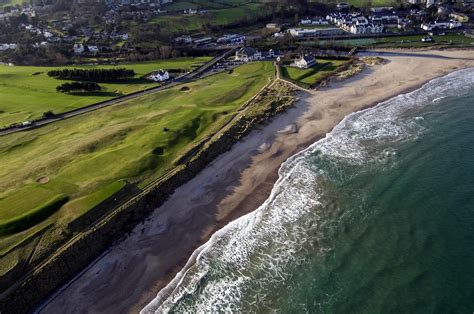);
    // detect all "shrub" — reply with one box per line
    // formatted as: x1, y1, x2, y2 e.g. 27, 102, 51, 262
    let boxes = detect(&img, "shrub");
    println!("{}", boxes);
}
48, 68, 135, 82
56, 82, 102, 93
